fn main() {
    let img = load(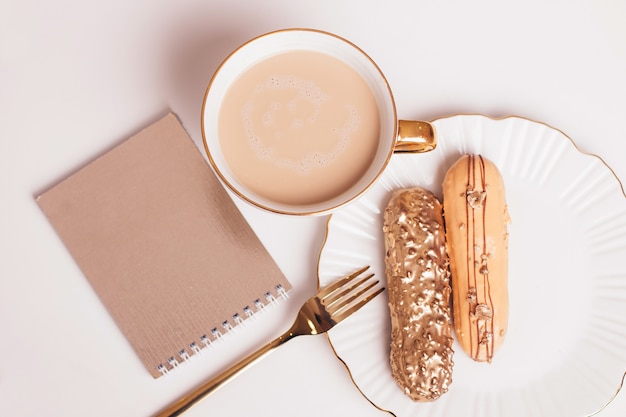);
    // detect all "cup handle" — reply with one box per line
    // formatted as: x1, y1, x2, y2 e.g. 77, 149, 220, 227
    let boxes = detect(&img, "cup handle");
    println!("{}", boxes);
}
393, 120, 436, 153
